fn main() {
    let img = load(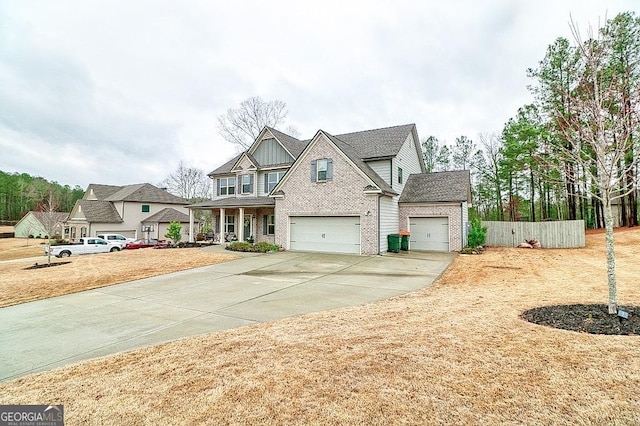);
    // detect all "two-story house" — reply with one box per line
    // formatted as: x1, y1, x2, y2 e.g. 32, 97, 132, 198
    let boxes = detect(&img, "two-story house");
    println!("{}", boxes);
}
65, 183, 191, 241
189, 124, 471, 254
